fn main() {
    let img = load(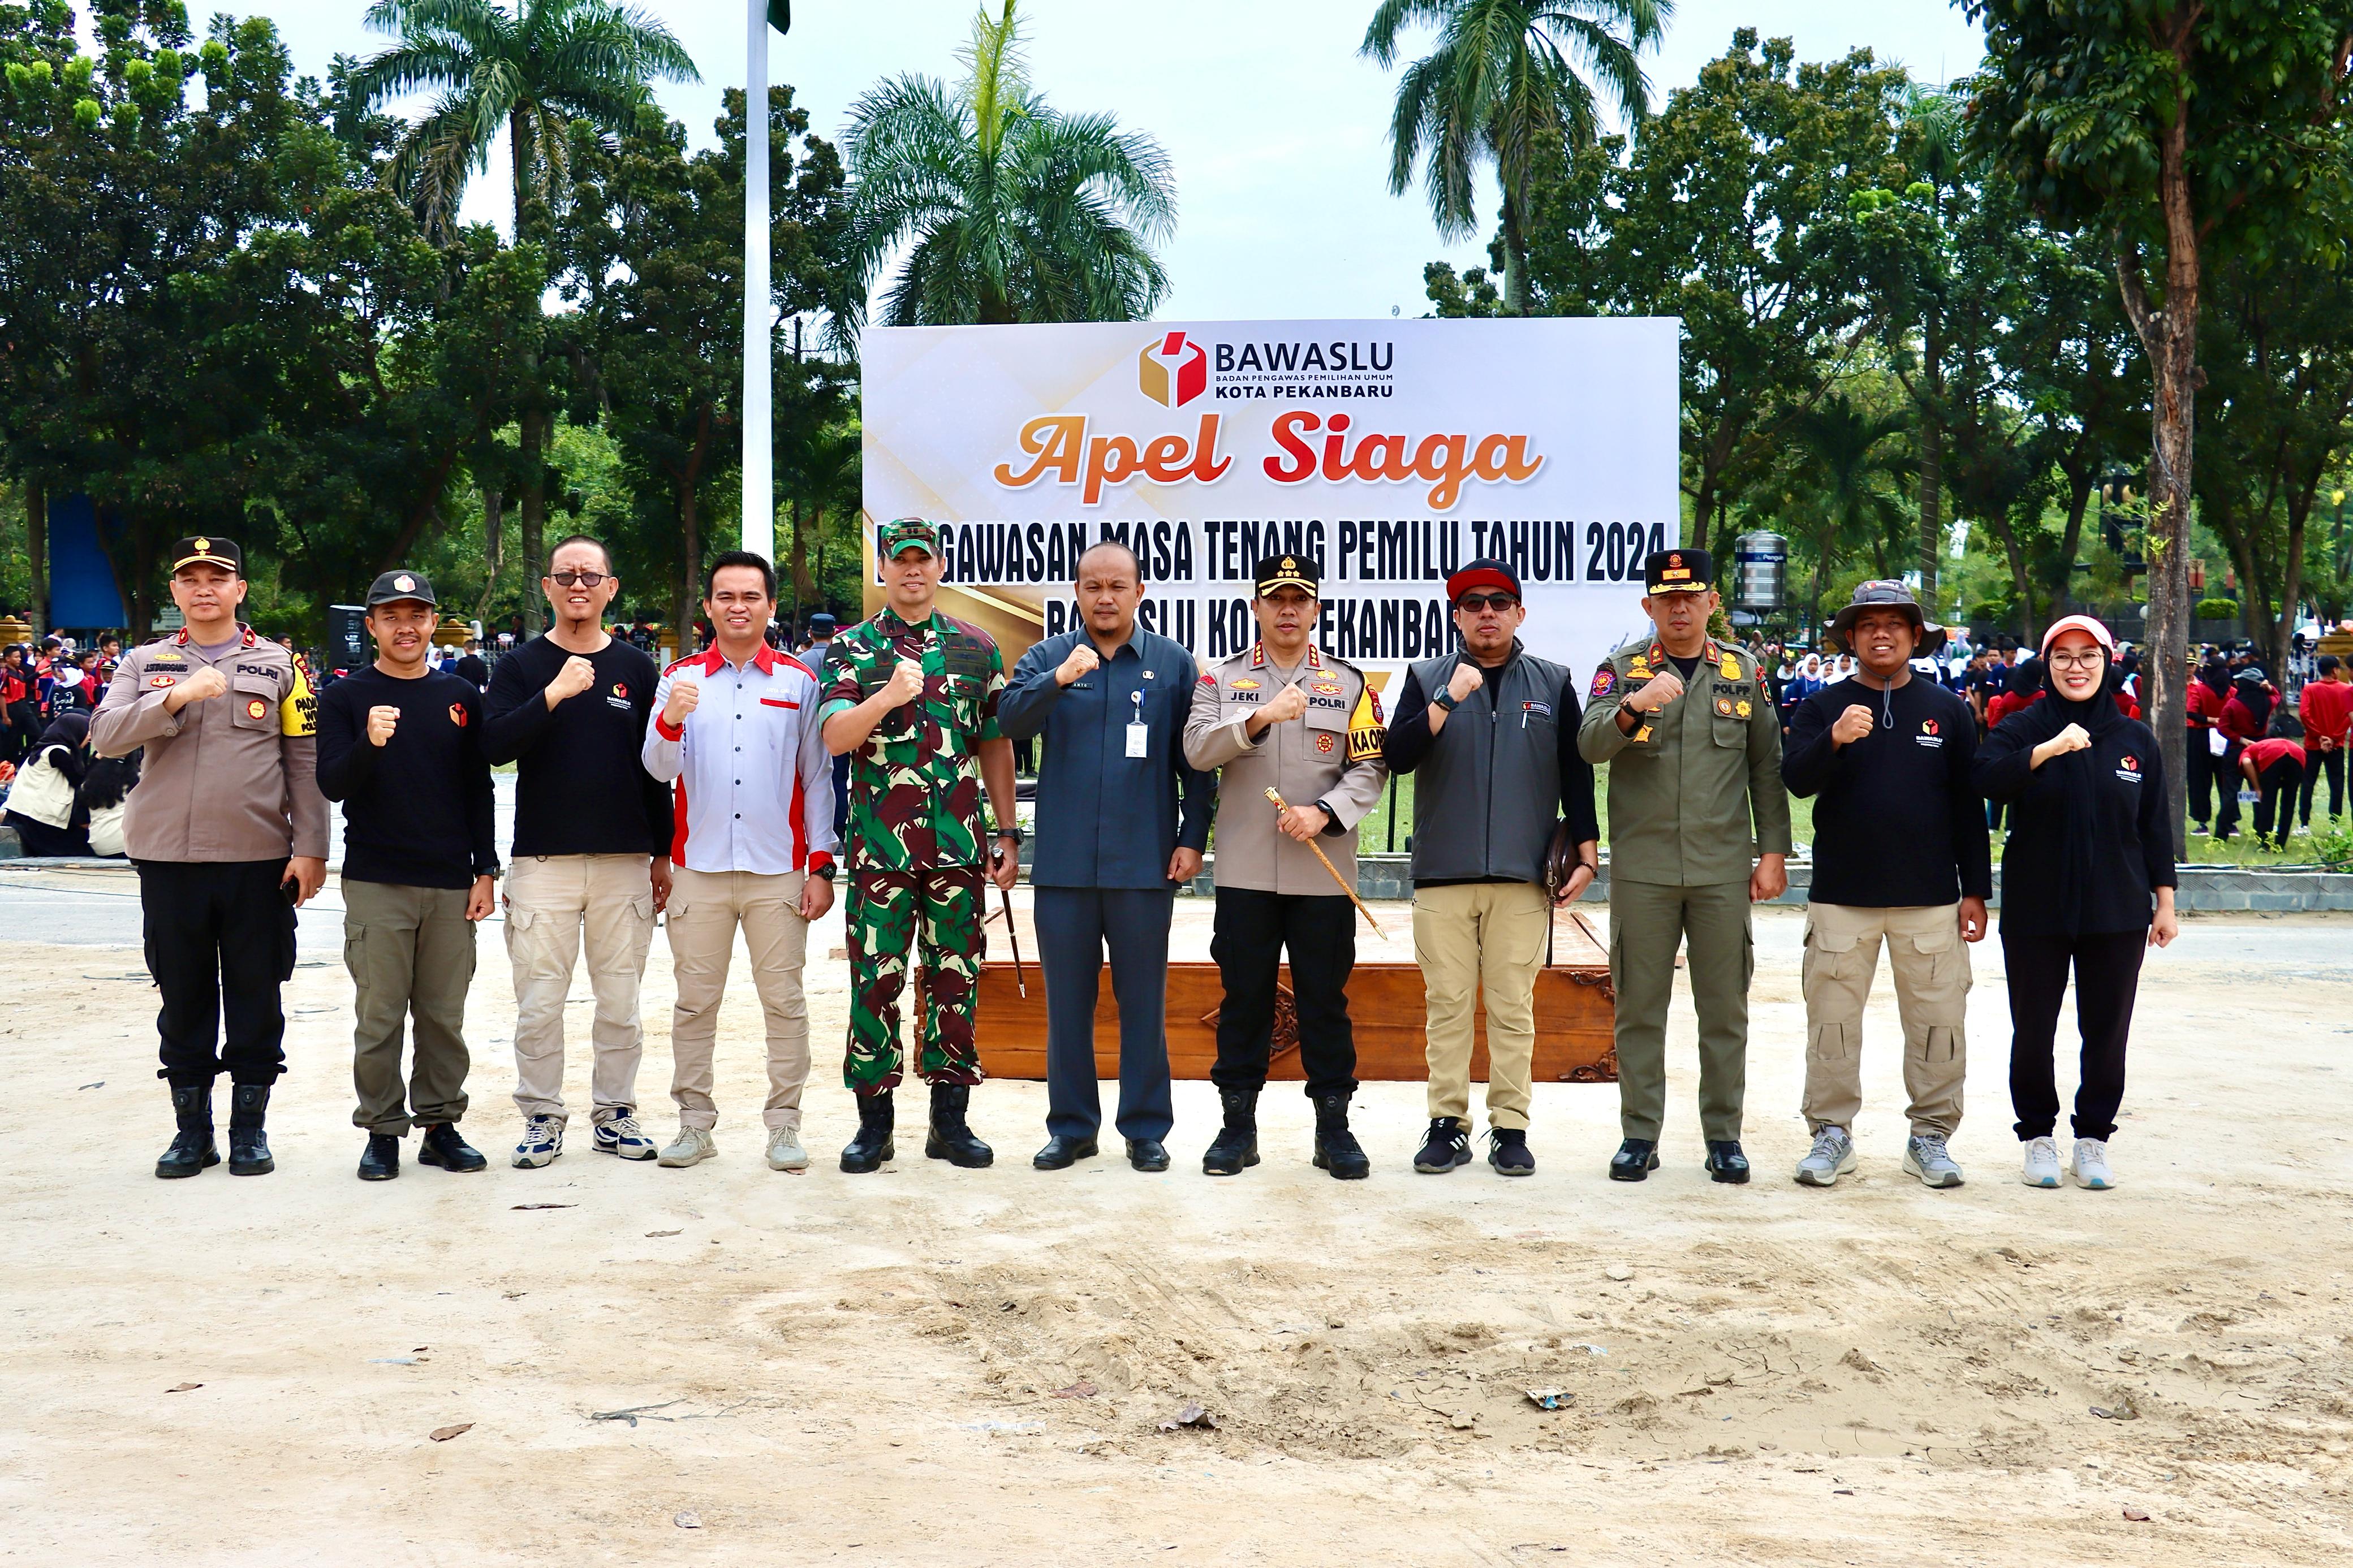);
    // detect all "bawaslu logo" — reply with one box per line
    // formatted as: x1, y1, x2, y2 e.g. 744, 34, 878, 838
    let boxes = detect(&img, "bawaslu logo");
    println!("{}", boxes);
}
1137, 331, 1208, 408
